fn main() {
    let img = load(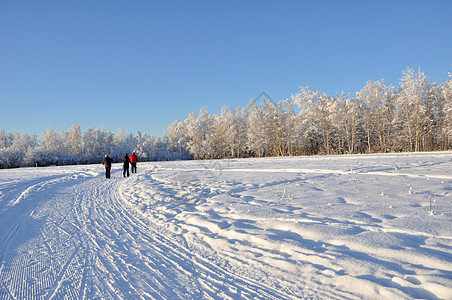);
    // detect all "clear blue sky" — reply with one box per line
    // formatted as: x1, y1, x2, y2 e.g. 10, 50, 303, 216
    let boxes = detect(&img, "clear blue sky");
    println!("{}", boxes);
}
1, 0, 451, 137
